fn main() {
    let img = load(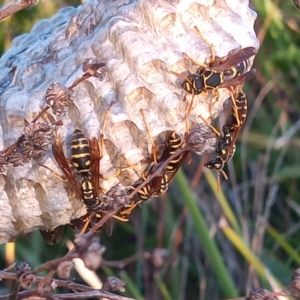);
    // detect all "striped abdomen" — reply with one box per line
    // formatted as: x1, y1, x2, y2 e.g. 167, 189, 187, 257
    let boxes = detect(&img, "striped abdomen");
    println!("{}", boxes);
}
71, 128, 91, 176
